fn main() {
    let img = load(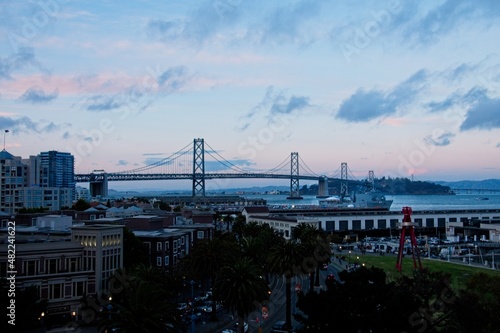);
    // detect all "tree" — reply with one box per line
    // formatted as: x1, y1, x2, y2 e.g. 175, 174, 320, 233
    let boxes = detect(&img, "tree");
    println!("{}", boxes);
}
450, 272, 500, 333
223, 213, 234, 231
240, 224, 280, 283
159, 201, 172, 211
214, 257, 270, 333
123, 227, 148, 269
0, 283, 47, 331
73, 198, 91, 211
99, 279, 183, 333
231, 215, 246, 241
181, 235, 237, 320
292, 223, 331, 292
268, 238, 307, 331
295, 266, 458, 333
